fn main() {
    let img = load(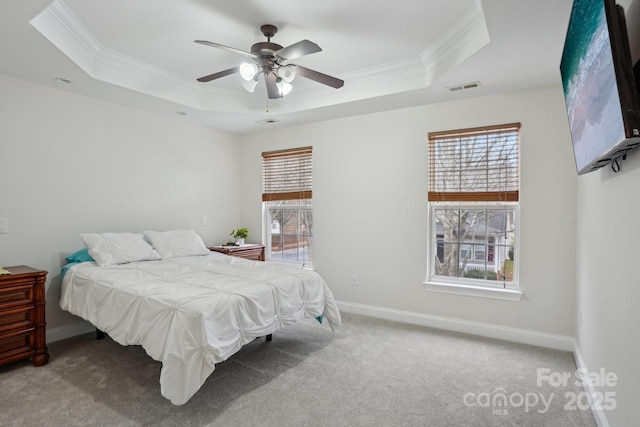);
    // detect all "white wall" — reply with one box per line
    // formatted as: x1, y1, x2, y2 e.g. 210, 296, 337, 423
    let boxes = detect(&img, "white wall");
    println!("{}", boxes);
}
239, 84, 578, 338
572, 1, 640, 425
0, 74, 241, 331
574, 119, 640, 427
